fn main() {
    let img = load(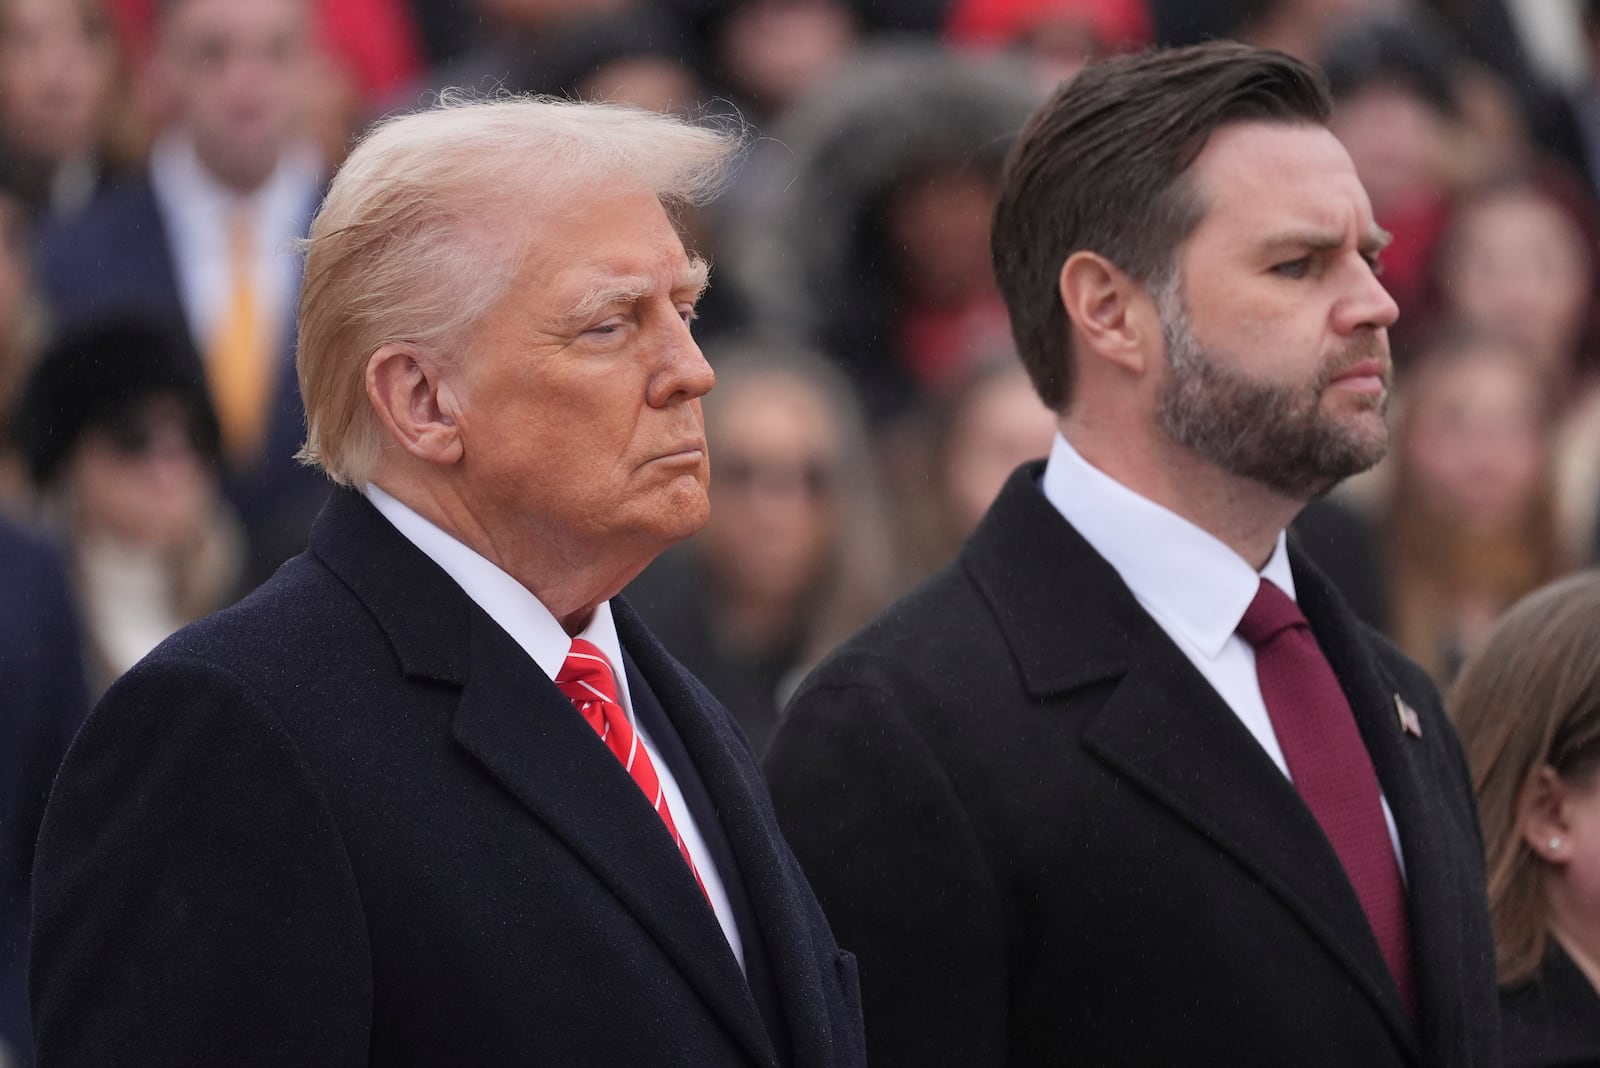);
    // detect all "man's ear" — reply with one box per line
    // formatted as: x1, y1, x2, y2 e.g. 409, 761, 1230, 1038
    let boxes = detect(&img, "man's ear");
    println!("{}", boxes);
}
365, 344, 465, 466
1520, 765, 1574, 865
1058, 251, 1161, 376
